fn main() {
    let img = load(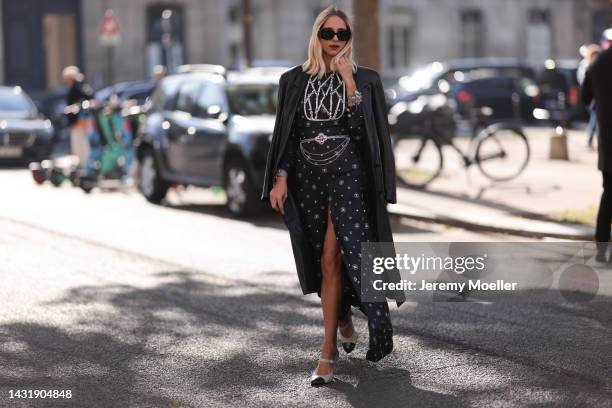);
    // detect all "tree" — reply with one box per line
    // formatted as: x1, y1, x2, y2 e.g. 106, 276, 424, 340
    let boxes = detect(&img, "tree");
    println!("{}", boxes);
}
353, 0, 381, 75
